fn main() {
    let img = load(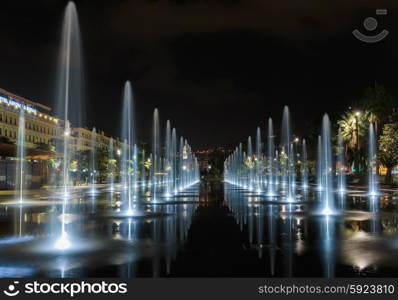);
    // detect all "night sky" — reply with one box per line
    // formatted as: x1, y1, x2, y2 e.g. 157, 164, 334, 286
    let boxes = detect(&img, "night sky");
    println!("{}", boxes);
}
0, 0, 396, 149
